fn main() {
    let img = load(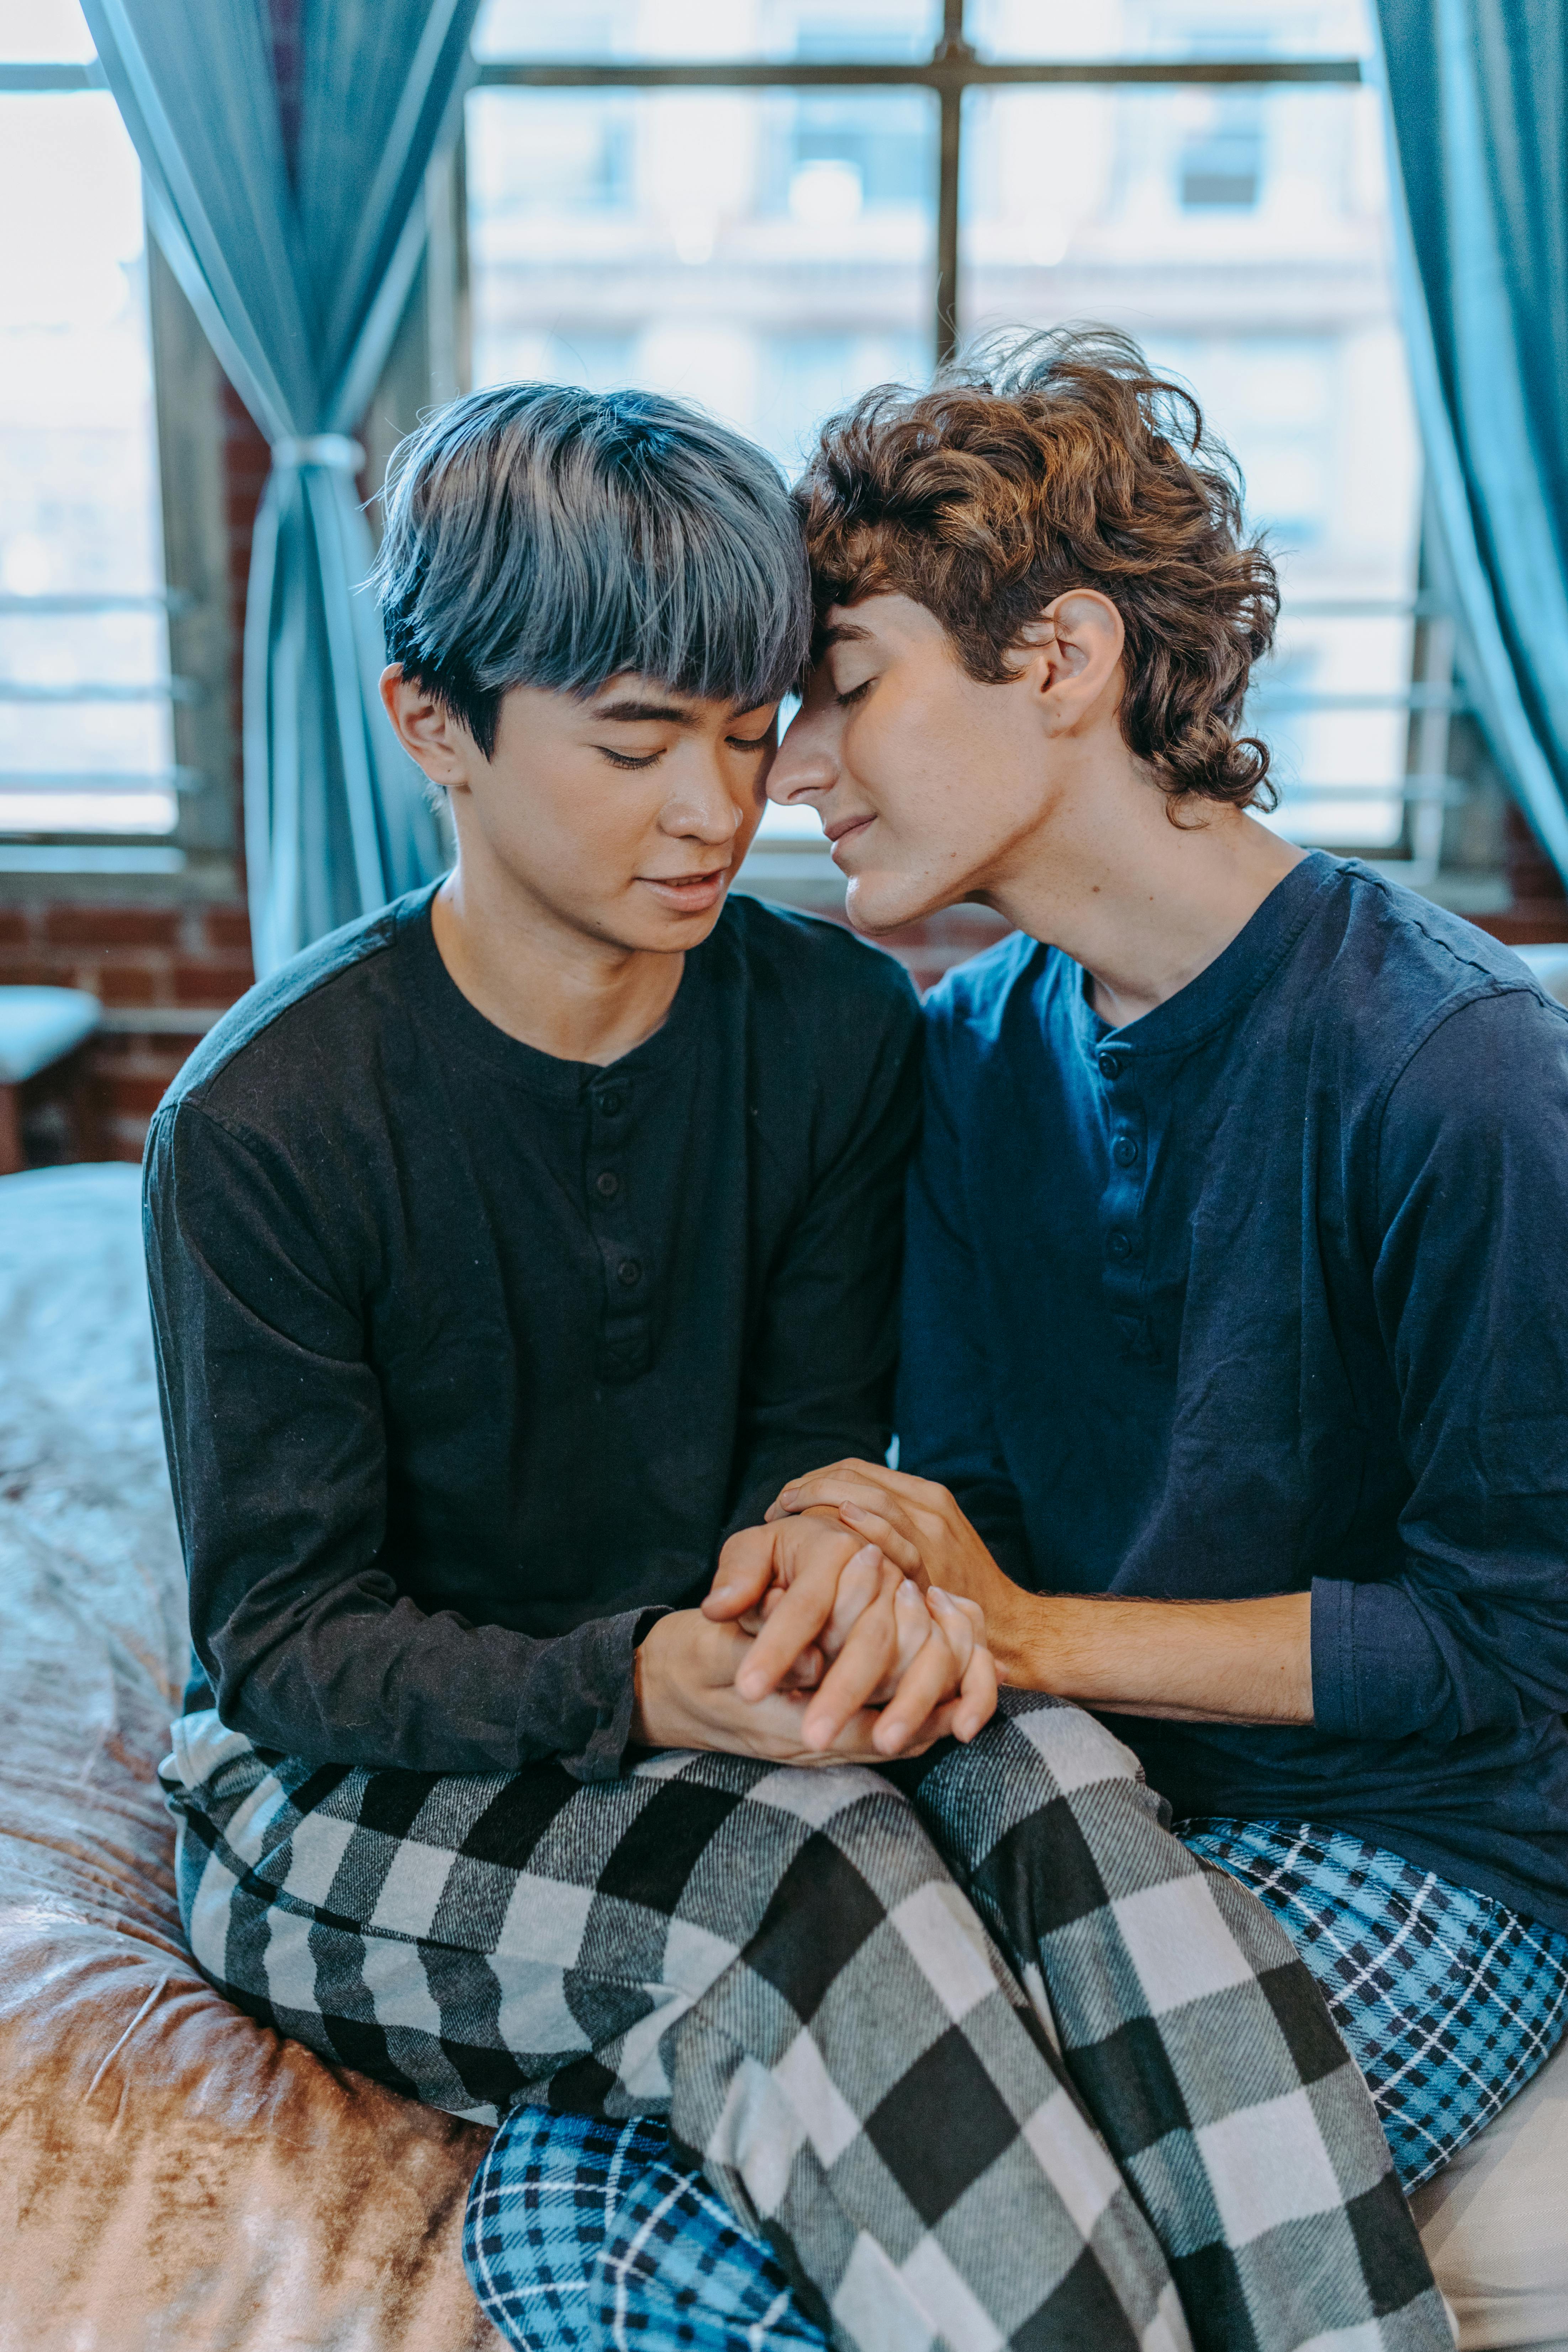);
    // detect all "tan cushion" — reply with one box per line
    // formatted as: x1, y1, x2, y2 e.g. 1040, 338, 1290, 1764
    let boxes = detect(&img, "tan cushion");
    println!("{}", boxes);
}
1412, 2036, 1568, 2350
0, 1165, 502, 2351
